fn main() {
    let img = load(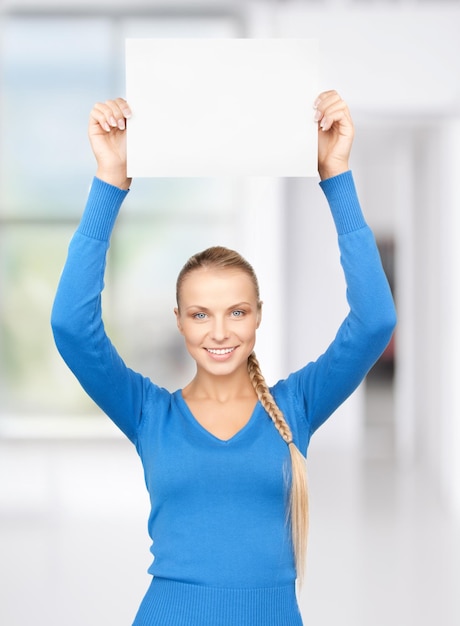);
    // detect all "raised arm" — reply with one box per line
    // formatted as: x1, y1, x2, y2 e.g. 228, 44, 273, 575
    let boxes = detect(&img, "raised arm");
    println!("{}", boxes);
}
277, 92, 397, 439
51, 100, 146, 443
